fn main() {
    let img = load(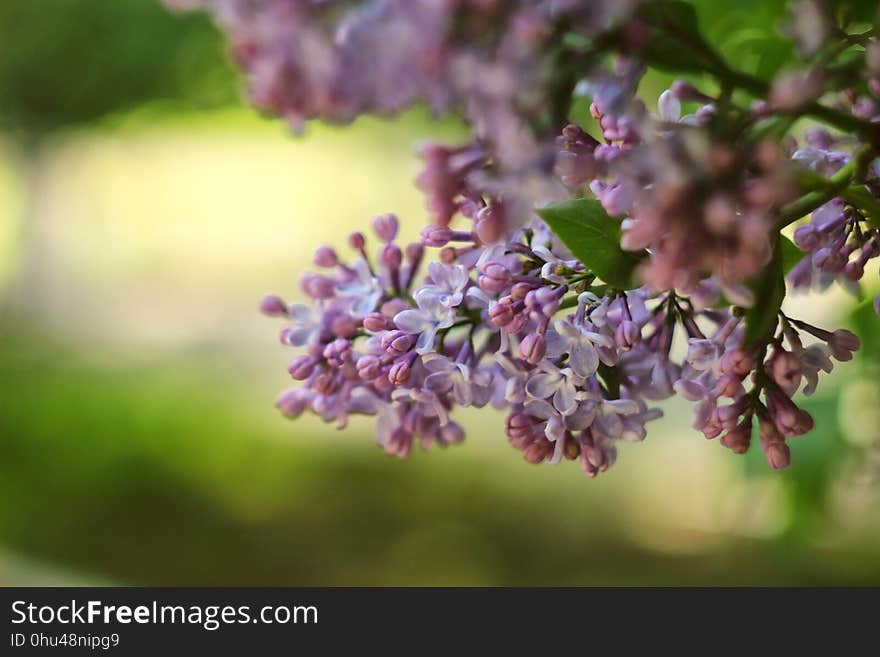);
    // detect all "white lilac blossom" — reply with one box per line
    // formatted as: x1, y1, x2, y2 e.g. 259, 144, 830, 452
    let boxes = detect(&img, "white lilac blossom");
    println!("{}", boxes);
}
170, 1, 880, 475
